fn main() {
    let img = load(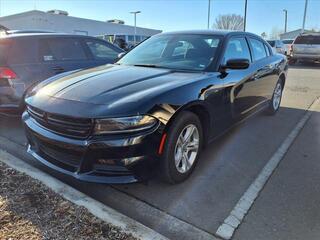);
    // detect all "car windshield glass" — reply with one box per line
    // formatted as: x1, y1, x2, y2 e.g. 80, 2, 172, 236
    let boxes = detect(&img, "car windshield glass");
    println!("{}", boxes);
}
282, 40, 293, 44
295, 35, 320, 44
267, 41, 275, 47
117, 34, 221, 71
